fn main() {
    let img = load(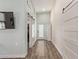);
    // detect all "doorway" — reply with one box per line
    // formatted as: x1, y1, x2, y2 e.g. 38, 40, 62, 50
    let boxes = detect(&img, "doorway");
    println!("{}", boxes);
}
27, 24, 30, 50
26, 13, 36, 51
